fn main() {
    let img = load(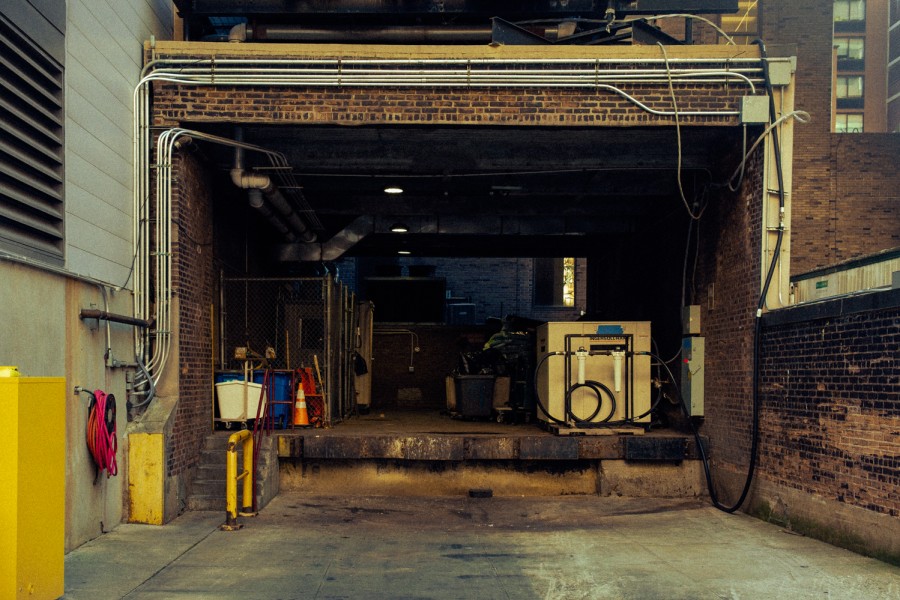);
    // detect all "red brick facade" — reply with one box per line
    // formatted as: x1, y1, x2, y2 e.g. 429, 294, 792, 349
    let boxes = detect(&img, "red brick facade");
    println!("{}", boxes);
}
168, 152, 215, 479
759, 295, 900, 518
694, 151, 764, 480
762, 2, 900, 273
